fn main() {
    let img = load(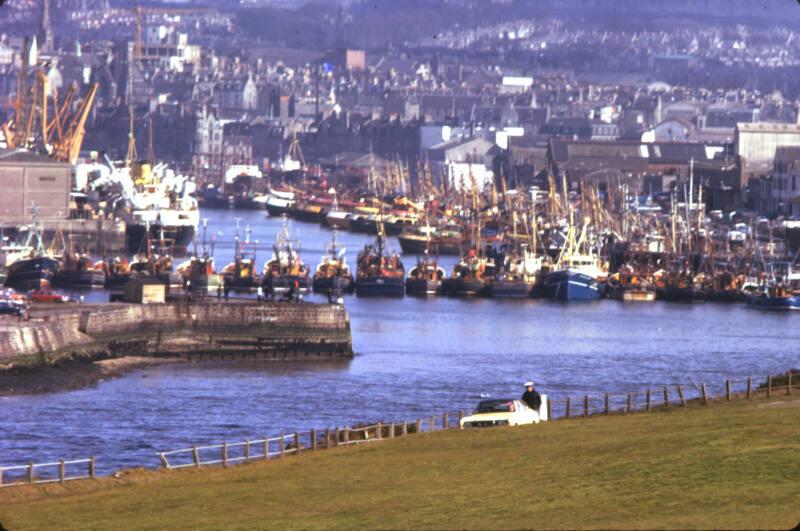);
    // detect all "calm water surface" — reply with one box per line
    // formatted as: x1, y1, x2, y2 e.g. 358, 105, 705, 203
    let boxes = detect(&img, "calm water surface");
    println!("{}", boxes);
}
2, 209, 798, 473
